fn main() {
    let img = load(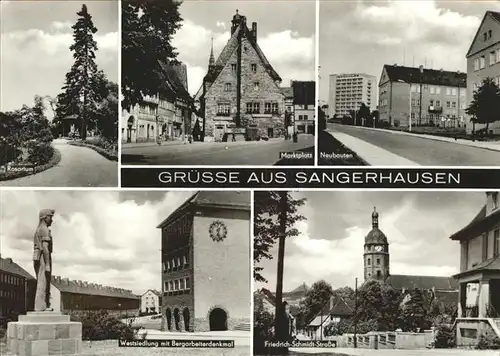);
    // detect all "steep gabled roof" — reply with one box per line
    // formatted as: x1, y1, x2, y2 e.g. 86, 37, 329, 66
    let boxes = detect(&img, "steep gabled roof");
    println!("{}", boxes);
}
281, 87, 294, 99
203, 18, 282, 94
292, 81, 315, 106
157, 191, 250, 228
157, 60, 193, 103
386, 274, 458, 291
142, 289, 161, 297
307, 294, 353, 327
0, 257, 35, 280
382, 65, 466, 88
449, 205, 500, 241
466, 11, 500, 58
